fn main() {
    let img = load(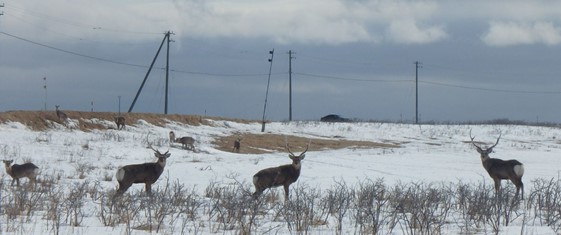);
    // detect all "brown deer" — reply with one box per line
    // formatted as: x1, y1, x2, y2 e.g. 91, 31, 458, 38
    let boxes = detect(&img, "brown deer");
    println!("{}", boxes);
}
3, 160, 39, 186
114, 147, 171, 196
470, 131, 524, 199
252, 142, 309, 200
233, 137, 242, 153
176, 136, 195, 151
115, 116, 126, 130
55, 105, 68, 122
